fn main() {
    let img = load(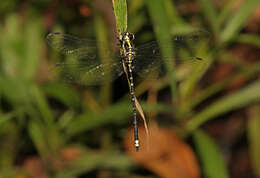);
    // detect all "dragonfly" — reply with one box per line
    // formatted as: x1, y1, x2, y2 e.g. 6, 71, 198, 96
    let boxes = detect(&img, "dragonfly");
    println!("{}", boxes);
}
46, 30, 210, 151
